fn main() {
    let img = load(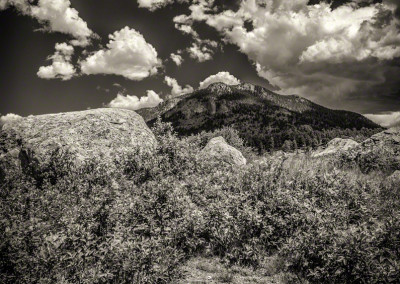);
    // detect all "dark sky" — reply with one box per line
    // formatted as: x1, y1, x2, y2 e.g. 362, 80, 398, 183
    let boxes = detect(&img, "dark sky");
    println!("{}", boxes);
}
1, 0, 400, 126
